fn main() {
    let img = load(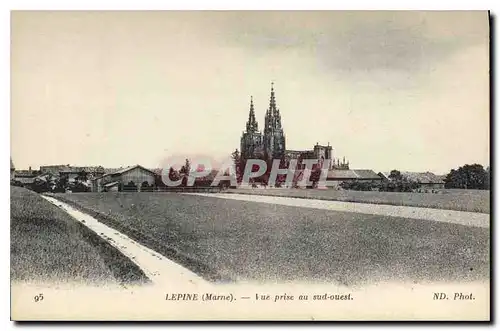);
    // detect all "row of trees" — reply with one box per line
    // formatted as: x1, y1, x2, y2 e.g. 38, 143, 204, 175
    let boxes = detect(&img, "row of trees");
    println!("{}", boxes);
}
340, 165, 491, 192
14, 156, 489, 193
339, 178, 420, 192
339, 170, 419, 192
230, 151, 492, 192
12, 171, 92, 193
443, 164, 490, 190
